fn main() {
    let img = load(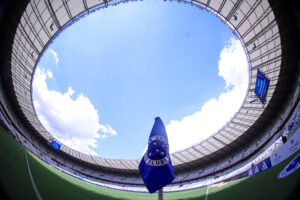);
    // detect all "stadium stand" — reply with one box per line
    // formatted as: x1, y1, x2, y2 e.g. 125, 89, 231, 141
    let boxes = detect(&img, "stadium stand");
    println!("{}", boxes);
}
0, 99, 299, 193
0, 0, 300, 199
